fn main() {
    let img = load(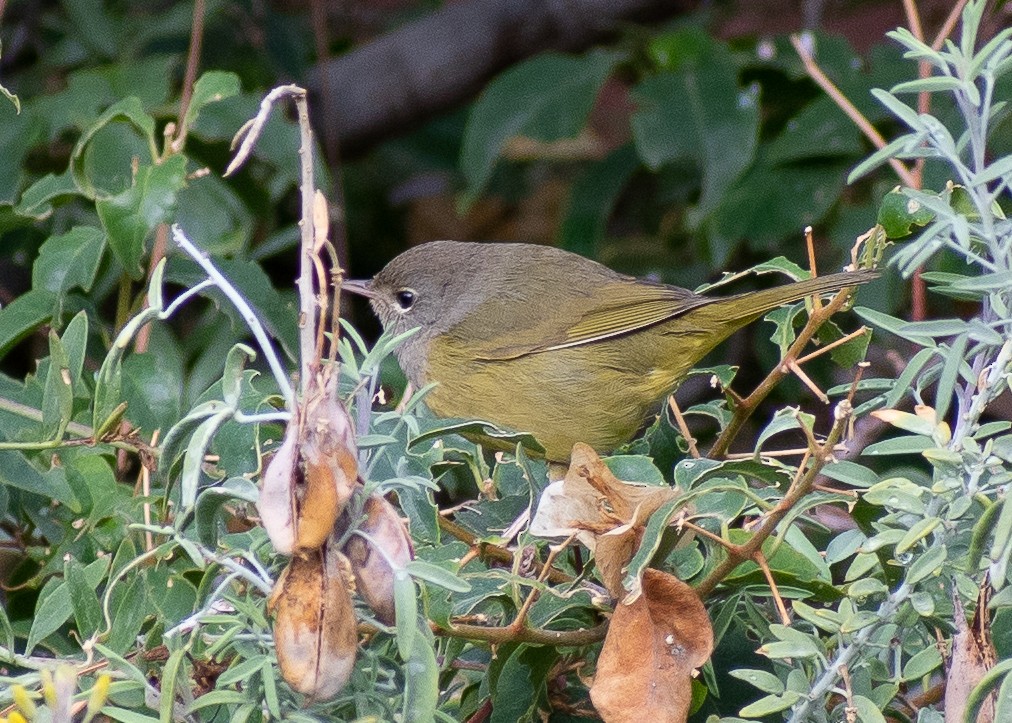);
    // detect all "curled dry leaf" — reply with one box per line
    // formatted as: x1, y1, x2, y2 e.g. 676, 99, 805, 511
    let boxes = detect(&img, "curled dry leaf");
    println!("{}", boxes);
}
530, 443, 678, 549
344, 494, 414, 625
590, 569, 714, 723
270, 545, 358, 699
257, 389, 360, 555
